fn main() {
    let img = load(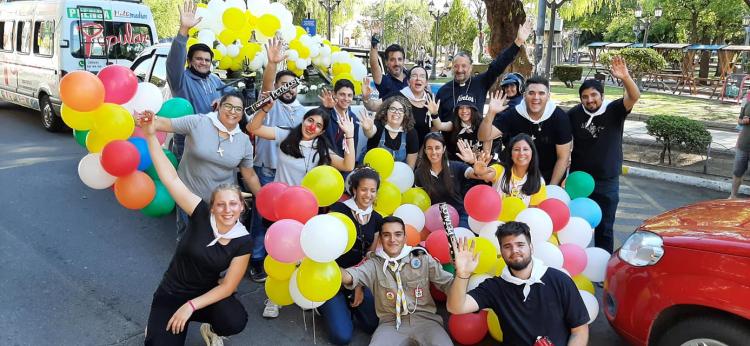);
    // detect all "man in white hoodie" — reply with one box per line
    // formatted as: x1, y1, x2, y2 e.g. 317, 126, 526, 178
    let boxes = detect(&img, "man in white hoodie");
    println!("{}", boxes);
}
478, 76, 572, 185
447, 221, 590, 346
